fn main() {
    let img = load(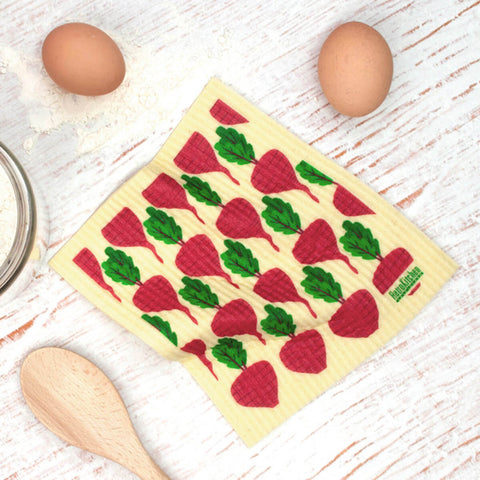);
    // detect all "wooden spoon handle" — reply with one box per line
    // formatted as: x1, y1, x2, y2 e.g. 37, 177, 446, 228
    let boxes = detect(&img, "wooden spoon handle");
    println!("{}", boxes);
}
135, 454, 171, 480
123, 444, 171, 480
